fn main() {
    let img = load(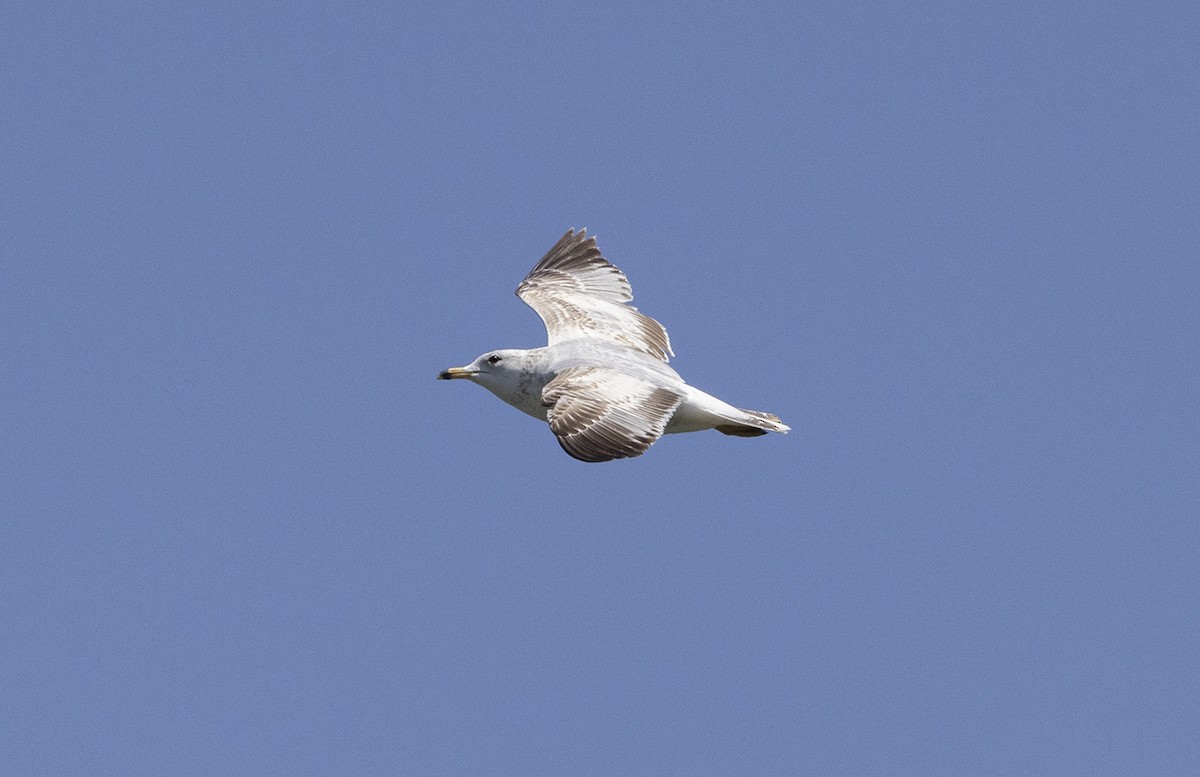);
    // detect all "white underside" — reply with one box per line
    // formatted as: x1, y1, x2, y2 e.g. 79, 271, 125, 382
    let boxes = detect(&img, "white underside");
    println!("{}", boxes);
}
663, 386, 748, 434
